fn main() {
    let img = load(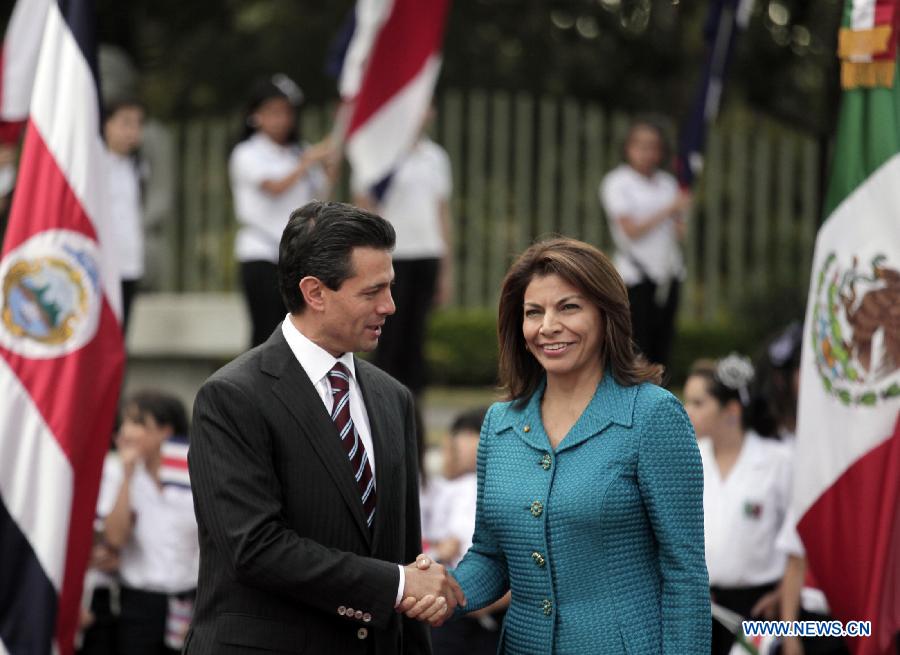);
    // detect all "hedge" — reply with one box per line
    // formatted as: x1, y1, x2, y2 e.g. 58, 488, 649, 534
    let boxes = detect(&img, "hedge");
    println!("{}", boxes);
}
424, 308, 761, 388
